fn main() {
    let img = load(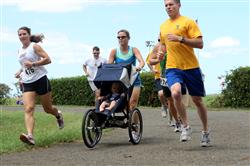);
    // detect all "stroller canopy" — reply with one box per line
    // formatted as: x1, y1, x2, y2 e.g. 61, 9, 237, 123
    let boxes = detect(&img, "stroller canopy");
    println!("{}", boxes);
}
93, 63, 138, 89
